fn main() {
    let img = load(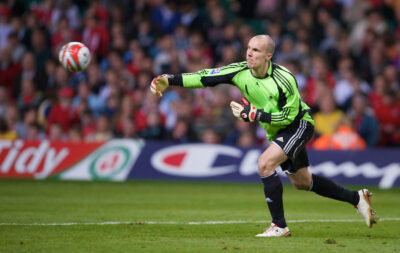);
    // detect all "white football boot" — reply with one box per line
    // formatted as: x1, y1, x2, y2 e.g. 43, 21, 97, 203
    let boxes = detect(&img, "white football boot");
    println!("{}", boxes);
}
256, 223, 291, 237
356, 189, 376, 228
